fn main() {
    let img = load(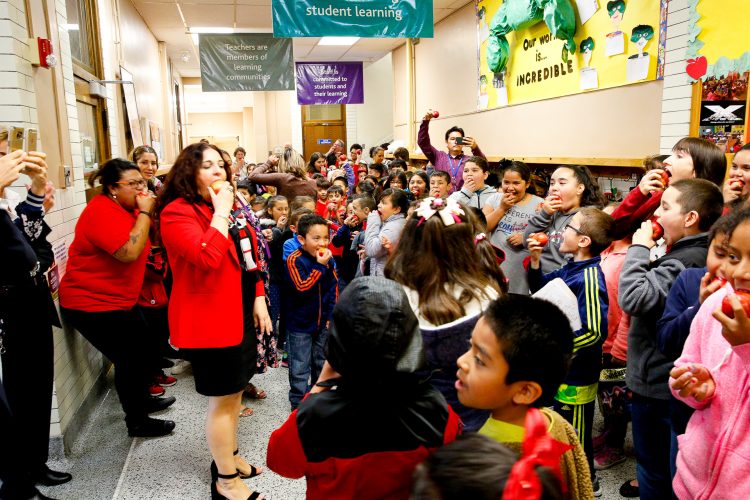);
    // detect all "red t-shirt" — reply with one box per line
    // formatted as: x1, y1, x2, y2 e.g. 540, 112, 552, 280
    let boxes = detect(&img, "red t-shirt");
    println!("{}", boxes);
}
60, 194, 150, 312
